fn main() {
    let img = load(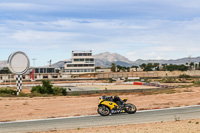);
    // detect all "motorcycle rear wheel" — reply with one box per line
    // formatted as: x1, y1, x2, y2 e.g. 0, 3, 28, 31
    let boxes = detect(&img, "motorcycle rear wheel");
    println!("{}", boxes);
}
125, 103, 137, 114
98, 105, 110, 116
